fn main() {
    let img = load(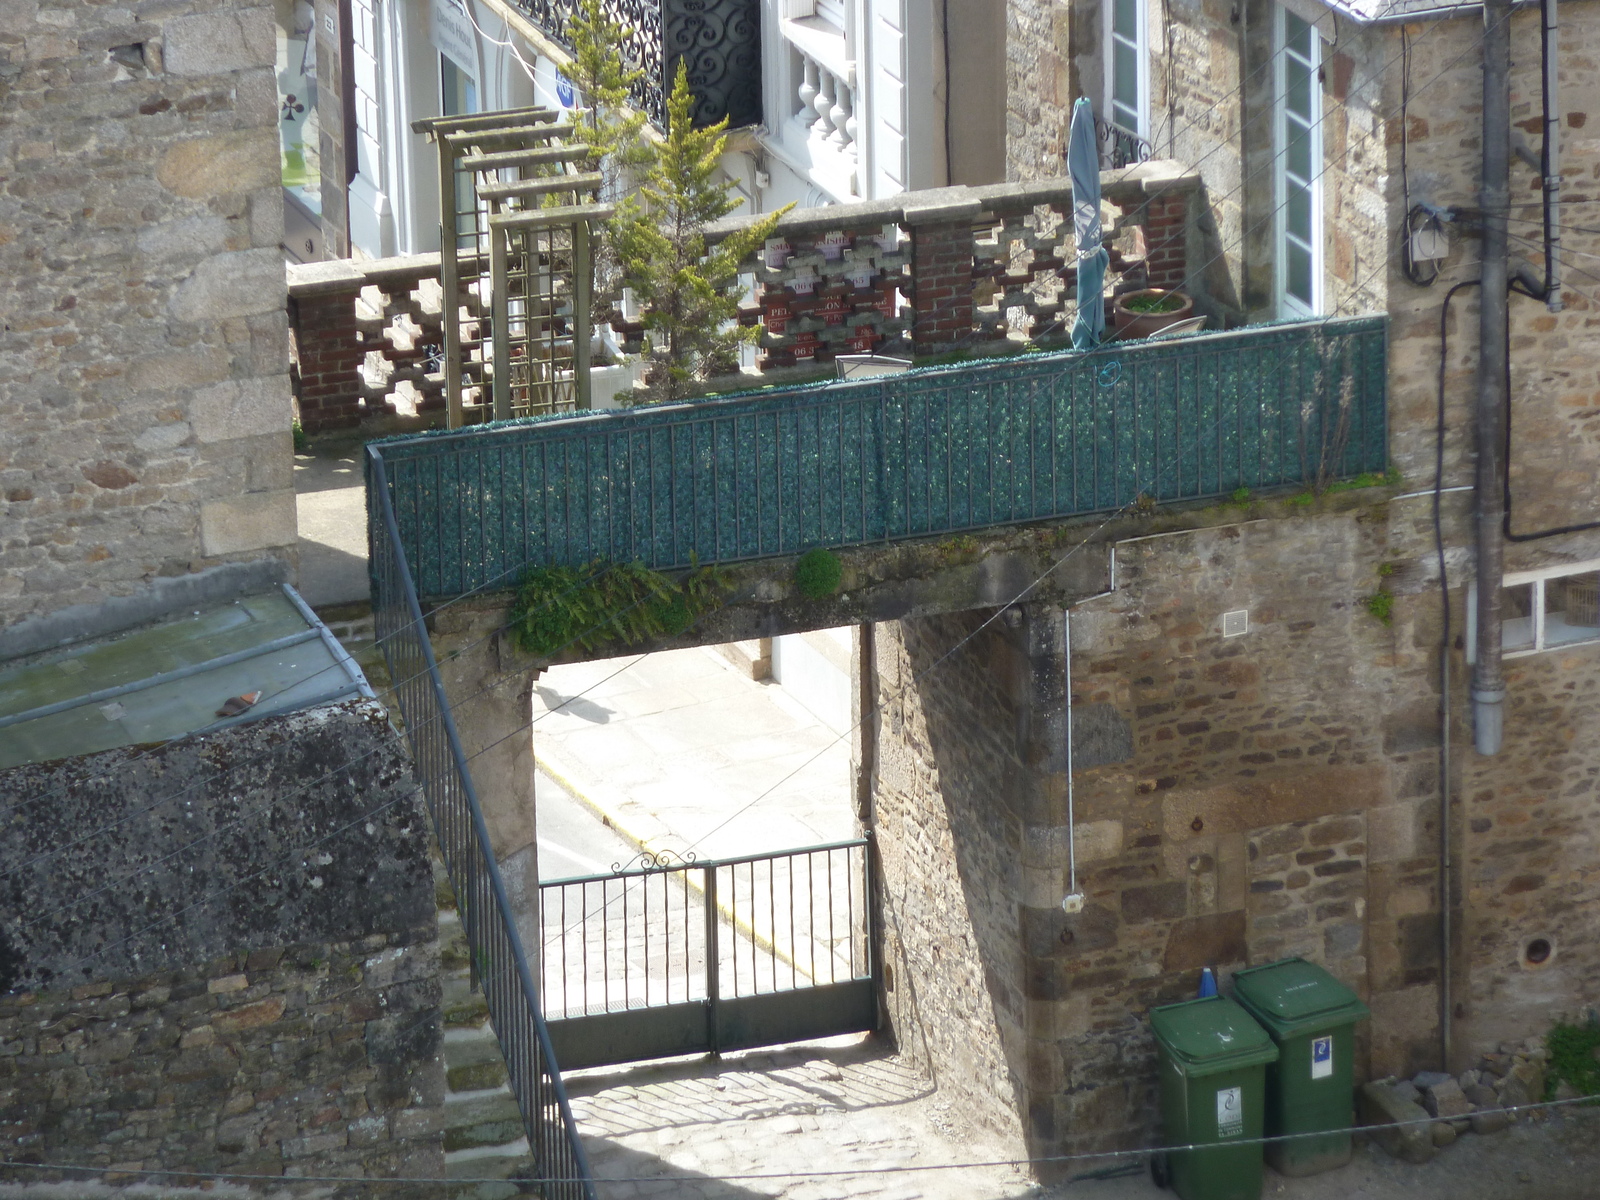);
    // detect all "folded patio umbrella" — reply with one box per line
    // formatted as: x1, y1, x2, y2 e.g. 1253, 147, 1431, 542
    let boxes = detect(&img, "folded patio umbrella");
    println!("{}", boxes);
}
1068, 97, 1110, 351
